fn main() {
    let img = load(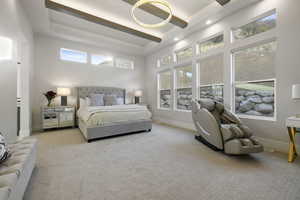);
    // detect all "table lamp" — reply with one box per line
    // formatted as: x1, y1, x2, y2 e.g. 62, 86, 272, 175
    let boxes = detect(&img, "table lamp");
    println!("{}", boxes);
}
57, 88, 71, 106
134, 90, 143, 104
292, 84, 300, 118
